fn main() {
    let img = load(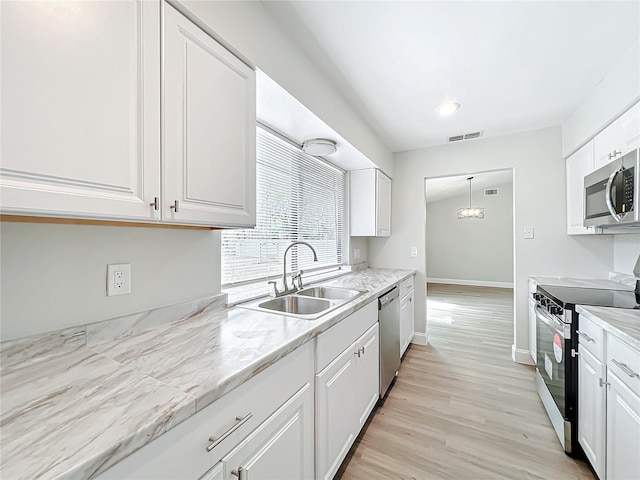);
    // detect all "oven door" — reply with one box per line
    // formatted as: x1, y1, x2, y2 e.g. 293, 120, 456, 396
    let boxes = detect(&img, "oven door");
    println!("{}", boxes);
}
536, 305, 567, 415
